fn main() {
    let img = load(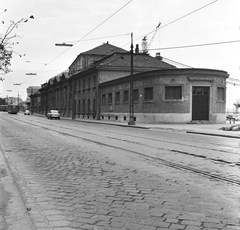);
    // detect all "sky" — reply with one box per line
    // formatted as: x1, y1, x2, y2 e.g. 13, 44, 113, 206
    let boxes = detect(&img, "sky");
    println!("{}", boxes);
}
0, 0, 240, 110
